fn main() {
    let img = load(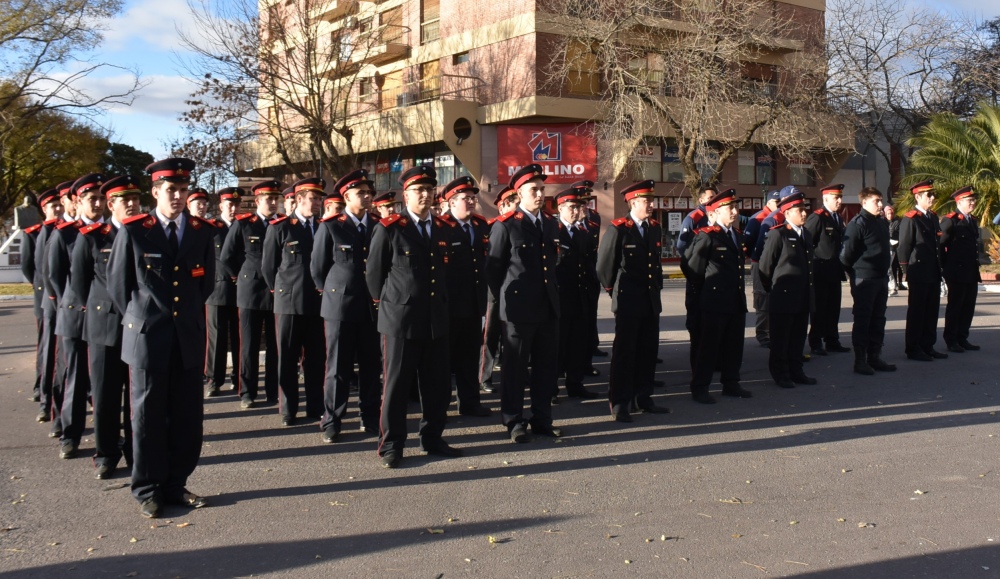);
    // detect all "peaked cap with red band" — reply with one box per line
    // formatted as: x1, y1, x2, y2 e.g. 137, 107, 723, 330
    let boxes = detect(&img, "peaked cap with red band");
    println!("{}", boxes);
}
493, 186, 515, 207
910, 180, 934, 196
282, 186, 295, 199
293, 177, 326, 195
706, 188, 739, 212
100, 175, 141, 199
56, 180, 75, 199
333, 169, 374, 196
252, 180, 283, 196
187, 187, 209, 202
555, 186, 586, 205
217, 187, 244, 202
509, 164, 546, 191
821, 183, 844, 196
146, 157, 195, 183
38, 188, 60, 206
373, 191, 396, 206
778, 191, 805, 211
952, 185, 975, 201
621, 180, 657, 202
442, 176, 479, 201
71, 173, 105, 197
400, 165, 437, 189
